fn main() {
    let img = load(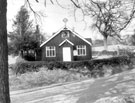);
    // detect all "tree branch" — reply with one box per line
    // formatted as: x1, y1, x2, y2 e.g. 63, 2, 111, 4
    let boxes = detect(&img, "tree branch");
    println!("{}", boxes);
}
70, 0, 80, 8
119, 0, 135, 31
91, 0, 106, 20
56, 0, 67, 9
25, 0, 42, 24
